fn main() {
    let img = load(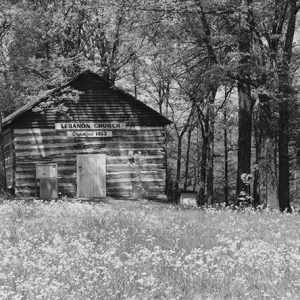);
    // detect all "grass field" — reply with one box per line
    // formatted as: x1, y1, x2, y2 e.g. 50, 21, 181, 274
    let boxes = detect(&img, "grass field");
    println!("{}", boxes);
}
1, 200, 300, 299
